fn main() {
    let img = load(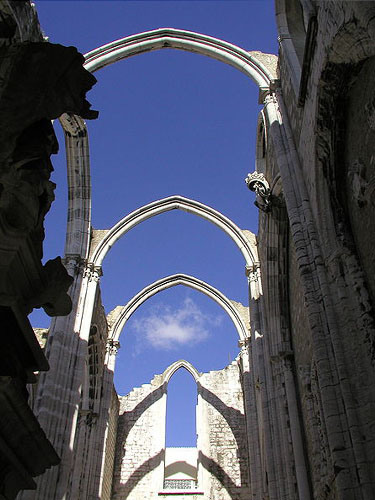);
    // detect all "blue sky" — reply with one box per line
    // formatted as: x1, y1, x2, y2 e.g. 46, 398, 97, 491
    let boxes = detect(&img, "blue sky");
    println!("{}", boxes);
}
32, 0, 278, 446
